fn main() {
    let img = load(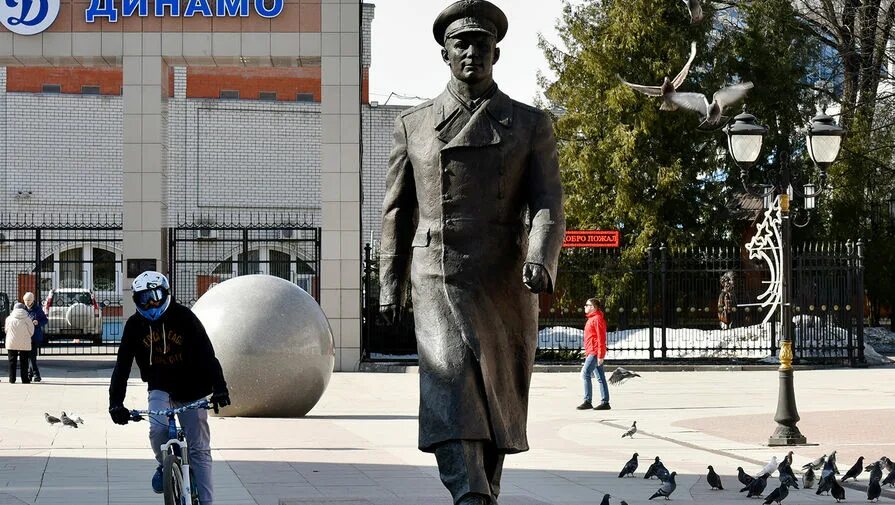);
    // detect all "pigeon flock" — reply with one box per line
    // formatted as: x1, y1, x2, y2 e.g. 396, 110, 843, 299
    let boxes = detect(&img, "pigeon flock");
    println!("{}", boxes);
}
44, 412, 85, 428
618, 0, 756, 132
608, 449, 893, 503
